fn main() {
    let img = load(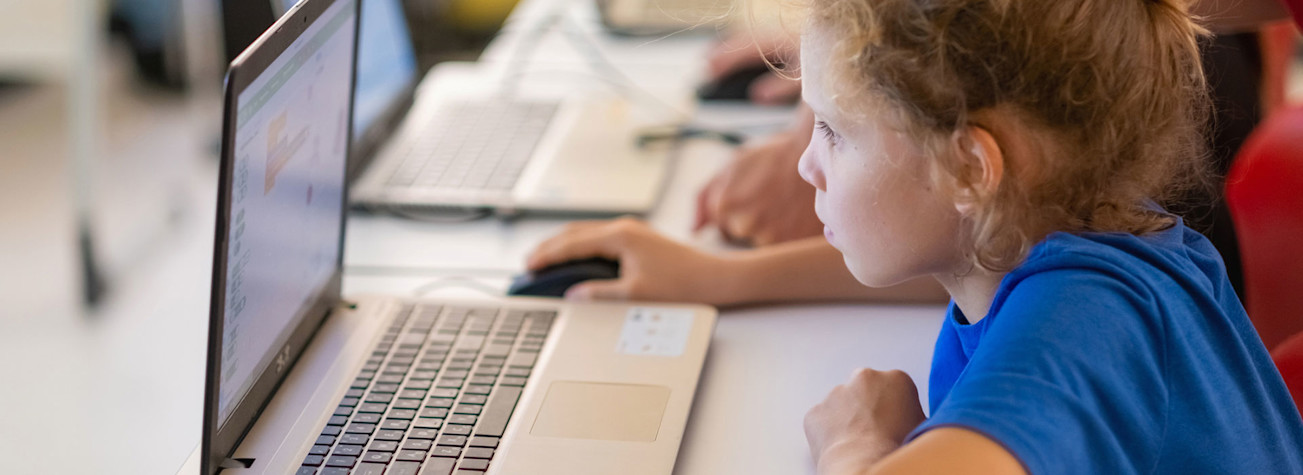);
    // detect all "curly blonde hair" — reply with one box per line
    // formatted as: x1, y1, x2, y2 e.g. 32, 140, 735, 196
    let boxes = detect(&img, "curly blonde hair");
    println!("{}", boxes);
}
806, 0, 1213, 272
